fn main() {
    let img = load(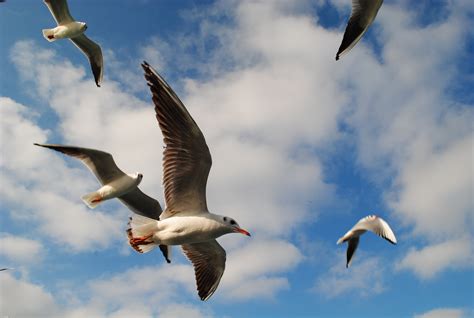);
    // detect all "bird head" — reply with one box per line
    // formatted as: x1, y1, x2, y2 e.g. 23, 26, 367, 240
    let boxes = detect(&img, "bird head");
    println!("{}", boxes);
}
81, 22, 88, 31
222, 216, 251, 236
